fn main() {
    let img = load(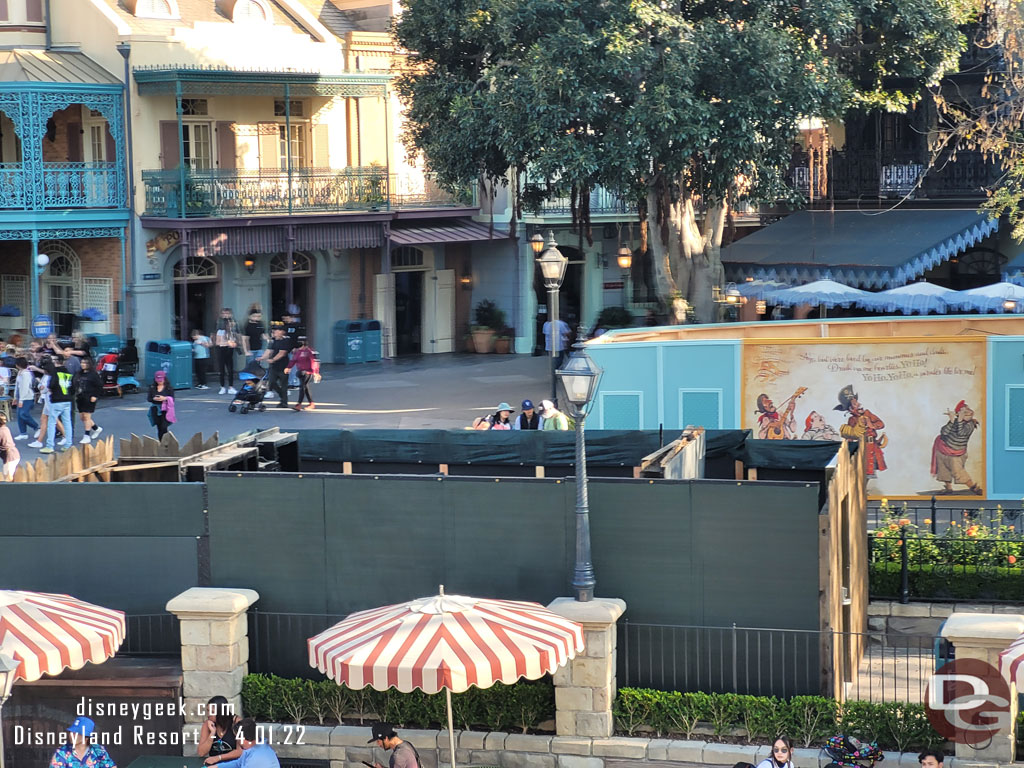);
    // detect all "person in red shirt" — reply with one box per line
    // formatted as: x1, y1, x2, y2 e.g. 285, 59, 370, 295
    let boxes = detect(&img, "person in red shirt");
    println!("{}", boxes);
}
285, 336, 319, 411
